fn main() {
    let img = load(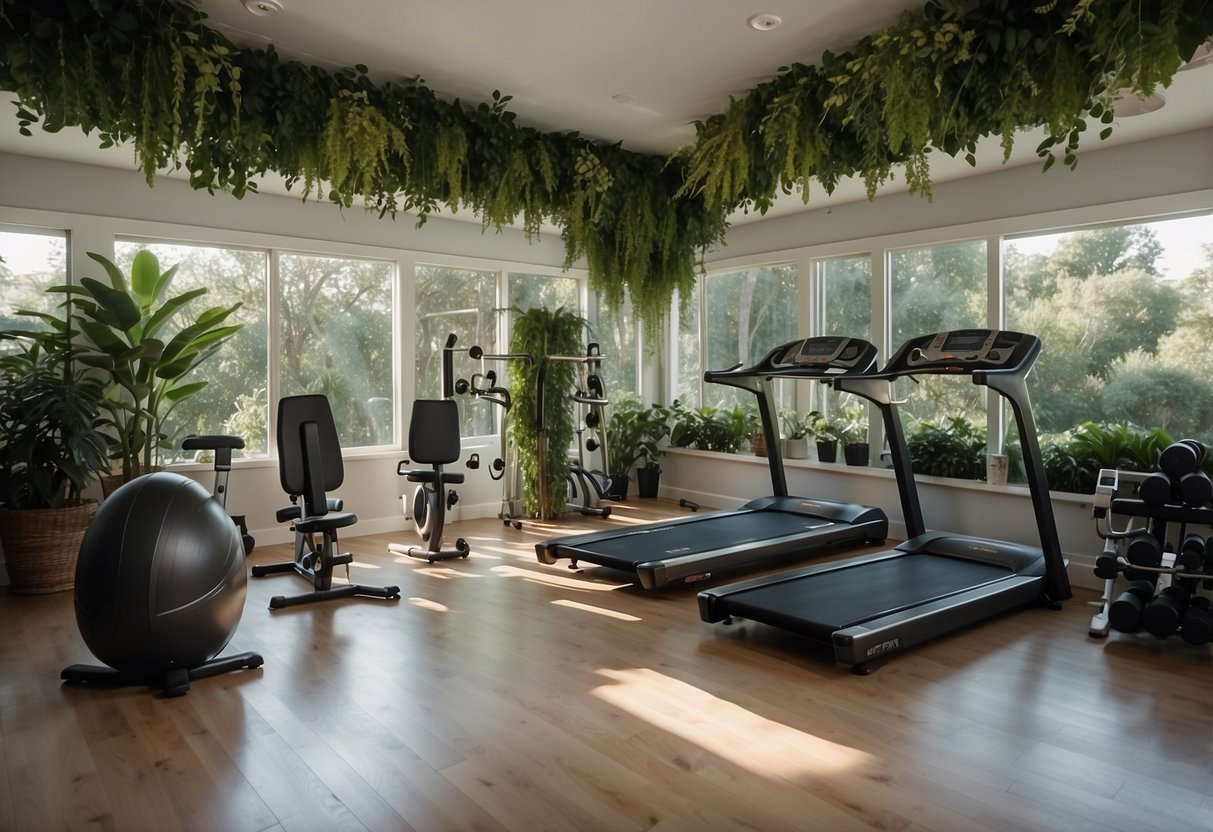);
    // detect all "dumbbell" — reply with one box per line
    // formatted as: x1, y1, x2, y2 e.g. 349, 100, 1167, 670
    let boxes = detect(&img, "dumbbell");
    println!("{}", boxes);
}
1142, 584, 1191, 638
1177, 534, 1205, 572
1205, 535, 1213, 591
1178, 470, 1212, 508
1108, 579, 1156, 633
1180, 596, 1212, 646
1158, 440, 1207, 479
1125, 533, 1162, 581
1138, 472, 1176, 507
1094, 554, 1120, 580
